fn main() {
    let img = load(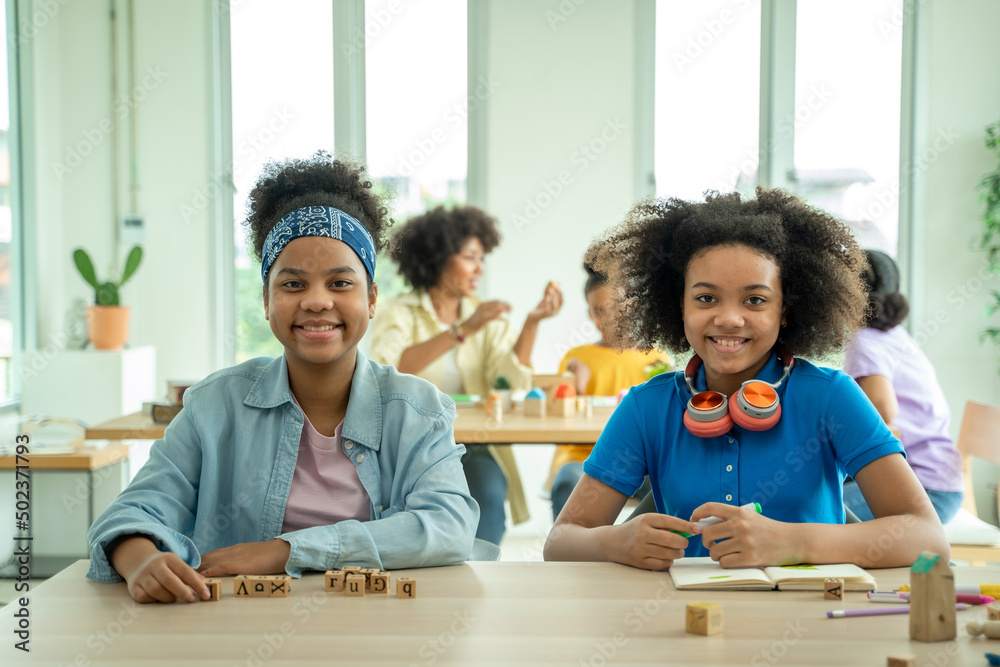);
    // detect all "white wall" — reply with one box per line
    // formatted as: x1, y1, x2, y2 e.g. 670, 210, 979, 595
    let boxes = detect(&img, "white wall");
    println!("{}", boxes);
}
27, 0, 217, 409
480, 0, 641, 373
